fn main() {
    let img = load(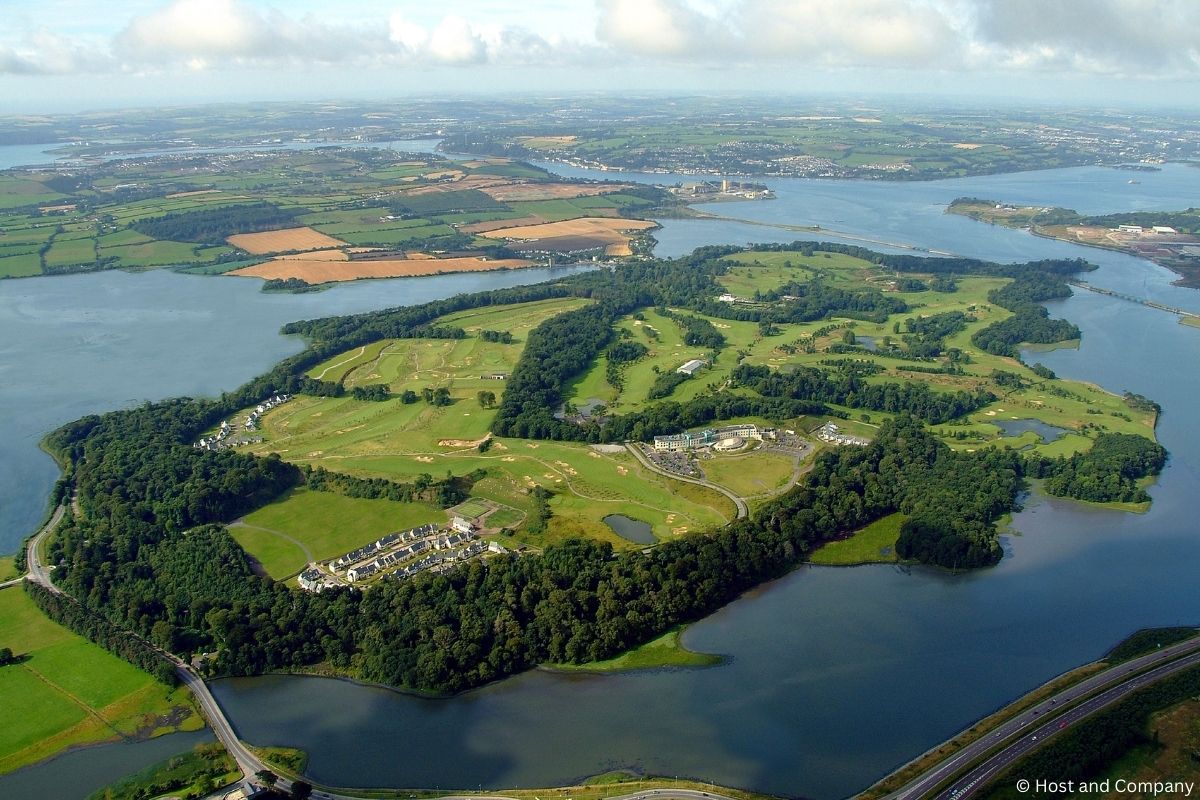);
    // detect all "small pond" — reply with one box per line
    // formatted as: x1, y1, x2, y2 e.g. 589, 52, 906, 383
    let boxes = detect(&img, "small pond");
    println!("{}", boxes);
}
994, 418, 1070, 443
603, 514, 658, 544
